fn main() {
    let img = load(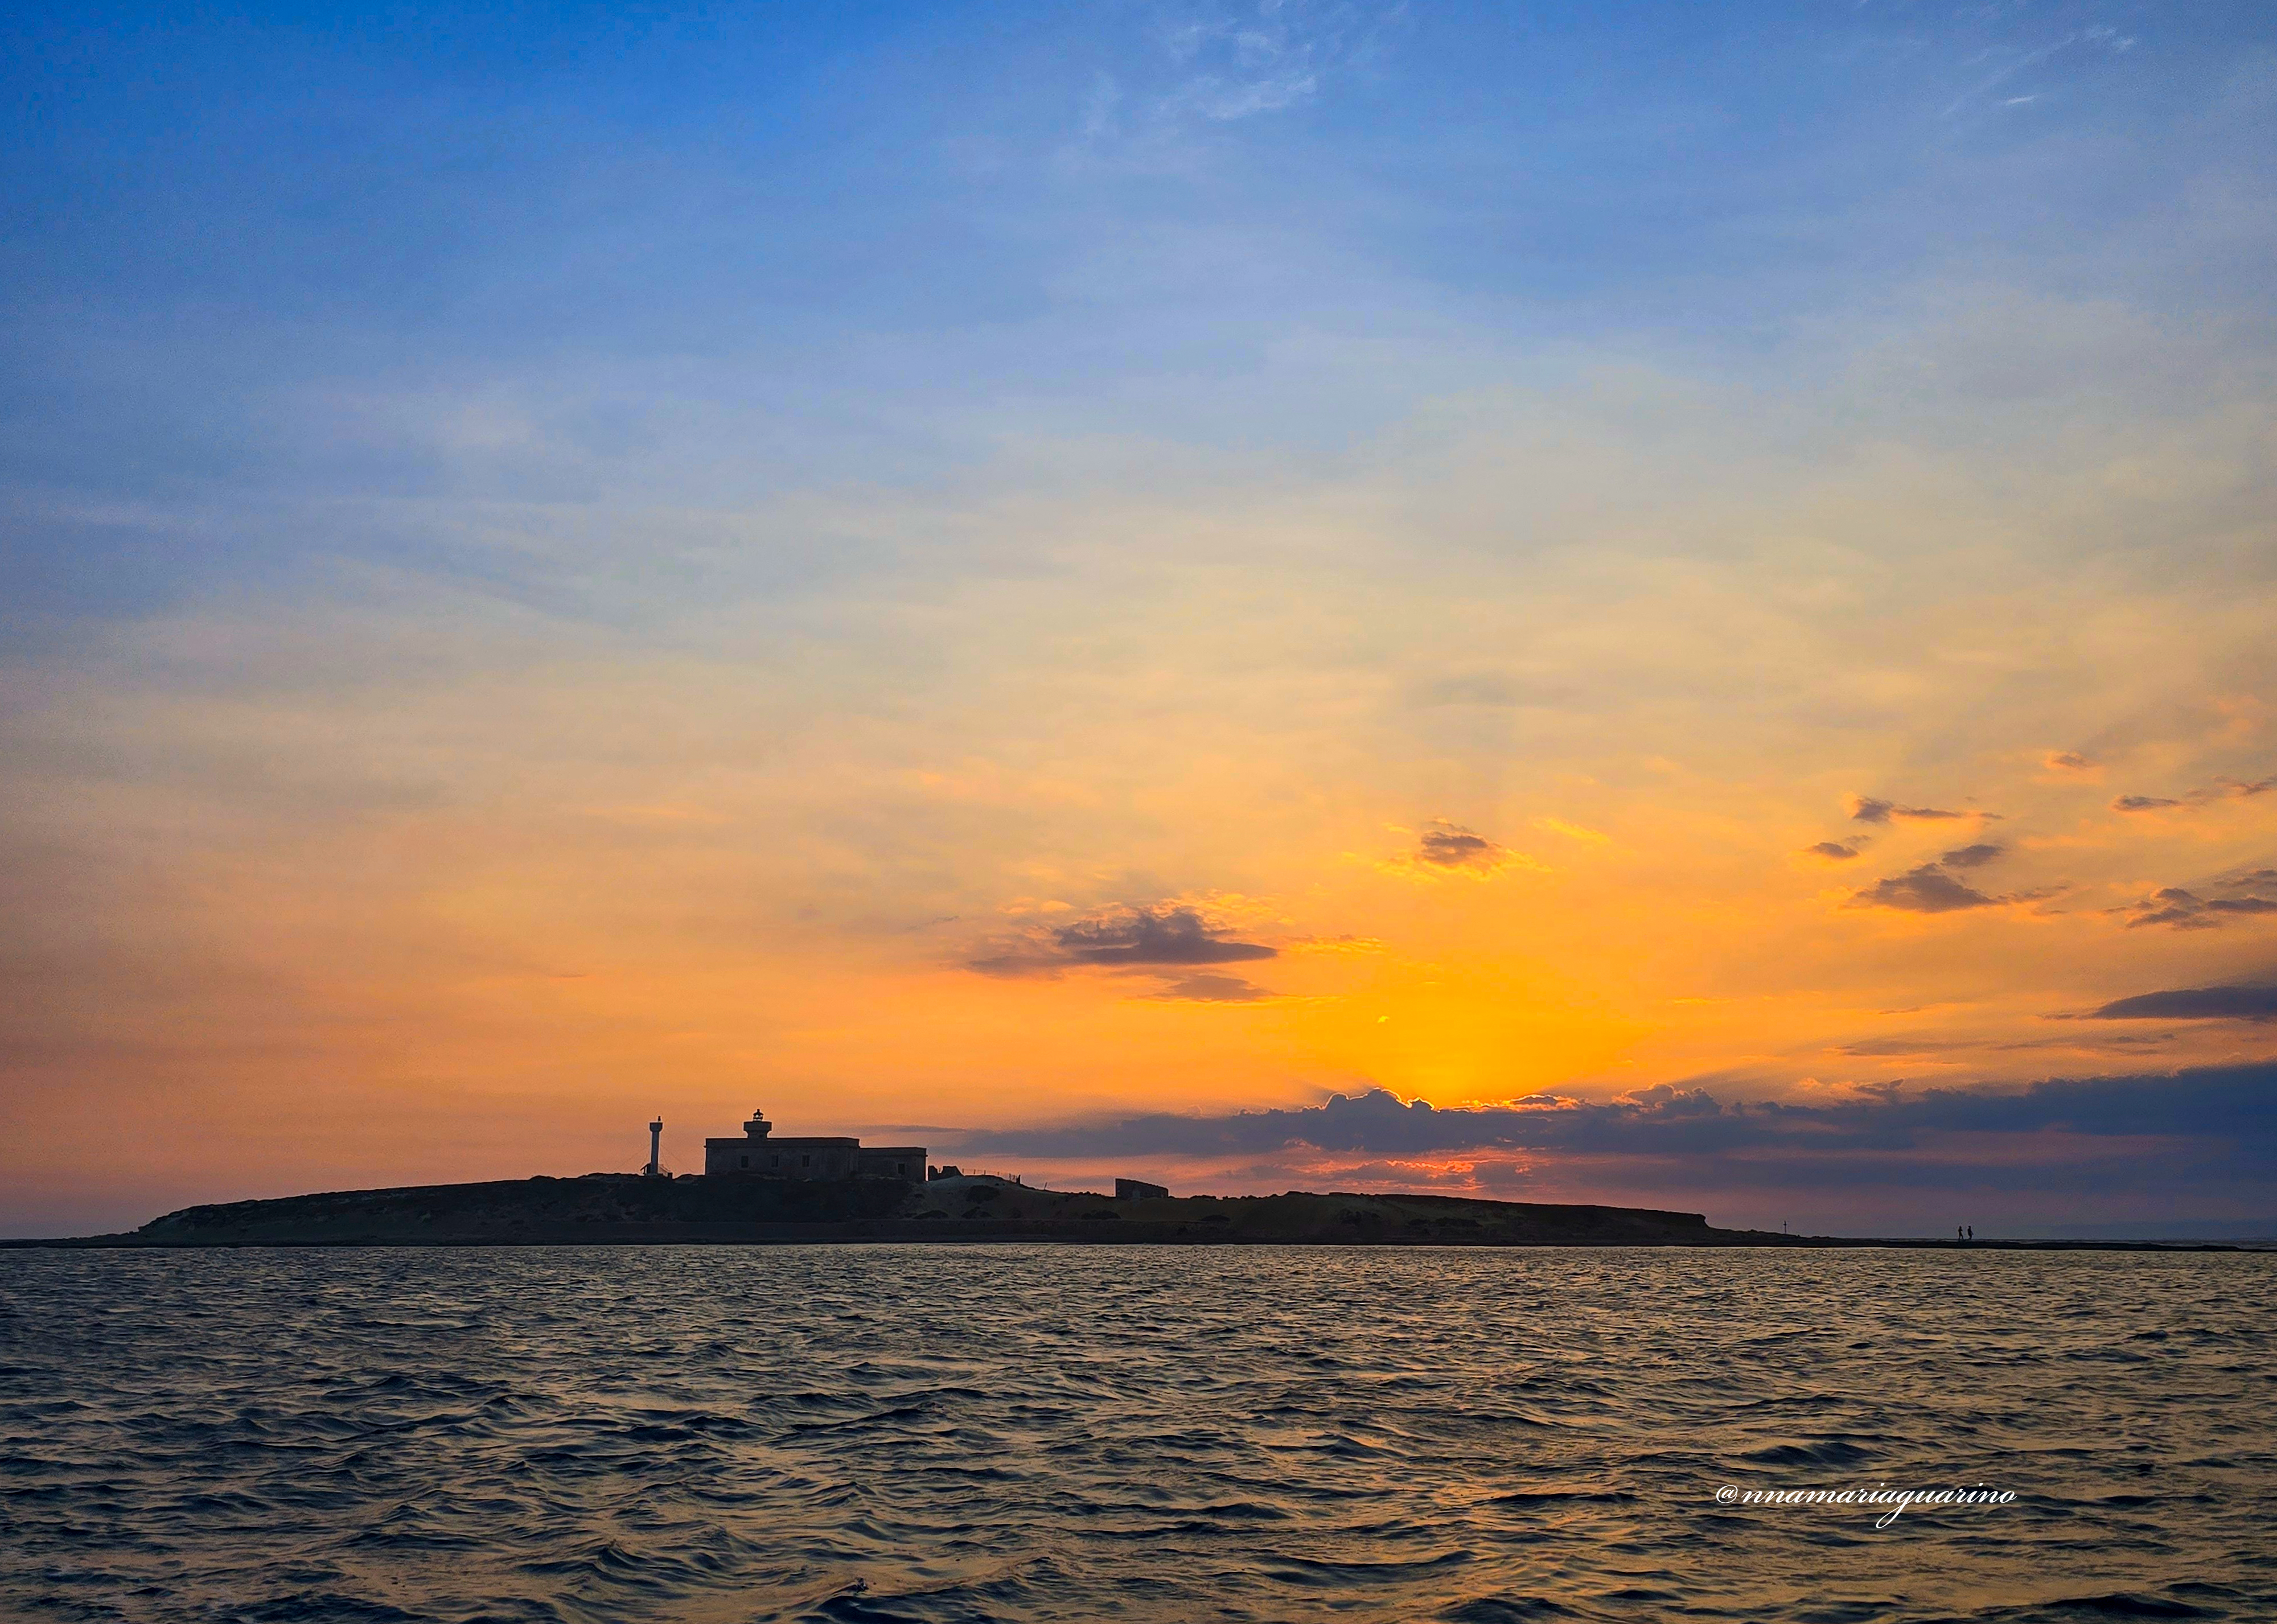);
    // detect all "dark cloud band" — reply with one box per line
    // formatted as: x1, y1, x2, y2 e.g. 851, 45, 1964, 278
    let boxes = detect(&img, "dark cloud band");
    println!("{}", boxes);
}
2090, 985, 2277, 1022
956, 1067, 2277, 1160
